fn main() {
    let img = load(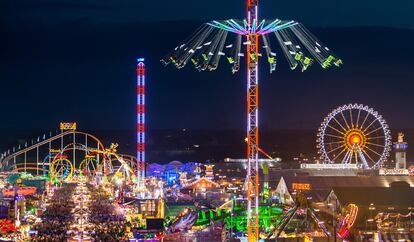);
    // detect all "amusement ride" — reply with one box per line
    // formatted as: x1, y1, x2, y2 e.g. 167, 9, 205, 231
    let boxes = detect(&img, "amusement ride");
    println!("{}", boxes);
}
317, 104, 392, 169
0, 123, 138, 185
162, 0, 341, 240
